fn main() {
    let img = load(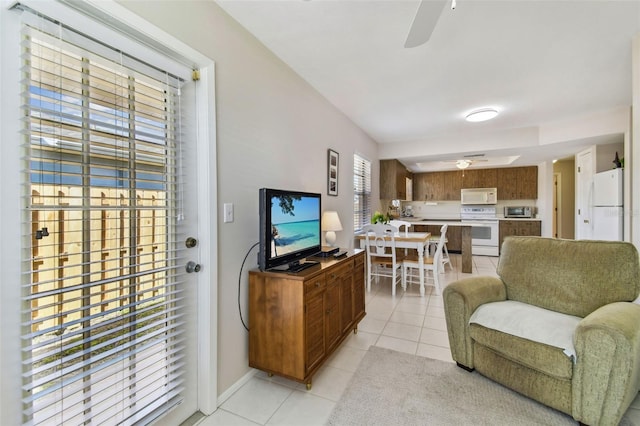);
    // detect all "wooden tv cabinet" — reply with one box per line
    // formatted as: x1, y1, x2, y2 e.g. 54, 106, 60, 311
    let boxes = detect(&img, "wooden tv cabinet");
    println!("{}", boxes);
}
248, 249, 365, 389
